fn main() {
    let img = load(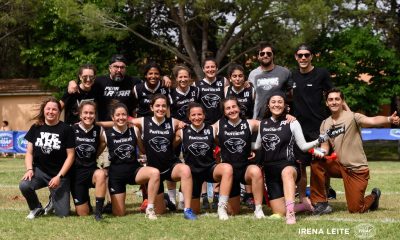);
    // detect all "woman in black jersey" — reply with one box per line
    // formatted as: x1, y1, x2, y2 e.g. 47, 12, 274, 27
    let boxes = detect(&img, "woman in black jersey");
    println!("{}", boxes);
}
105, 103, 160, 219
70, 101, 107, 220
174, 102, 233, 220
133, 62, 169, 117
213, 96, 265, 219
254, 92, 328, 224
130, 94, 197, 220
19, 97, 75, 219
